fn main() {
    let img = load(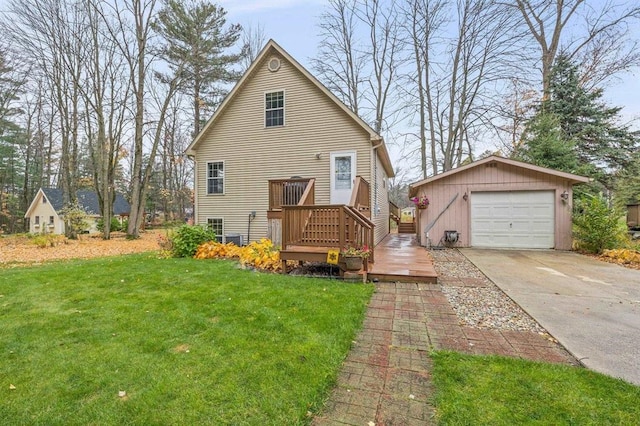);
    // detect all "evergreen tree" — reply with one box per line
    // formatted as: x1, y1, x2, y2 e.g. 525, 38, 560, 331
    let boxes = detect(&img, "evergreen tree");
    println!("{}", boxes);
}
153, 0, 243, 137
614, 151, 640, 208
518, 55, 639, 191
517, 112, 580, 173
544, 55, 638, 185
